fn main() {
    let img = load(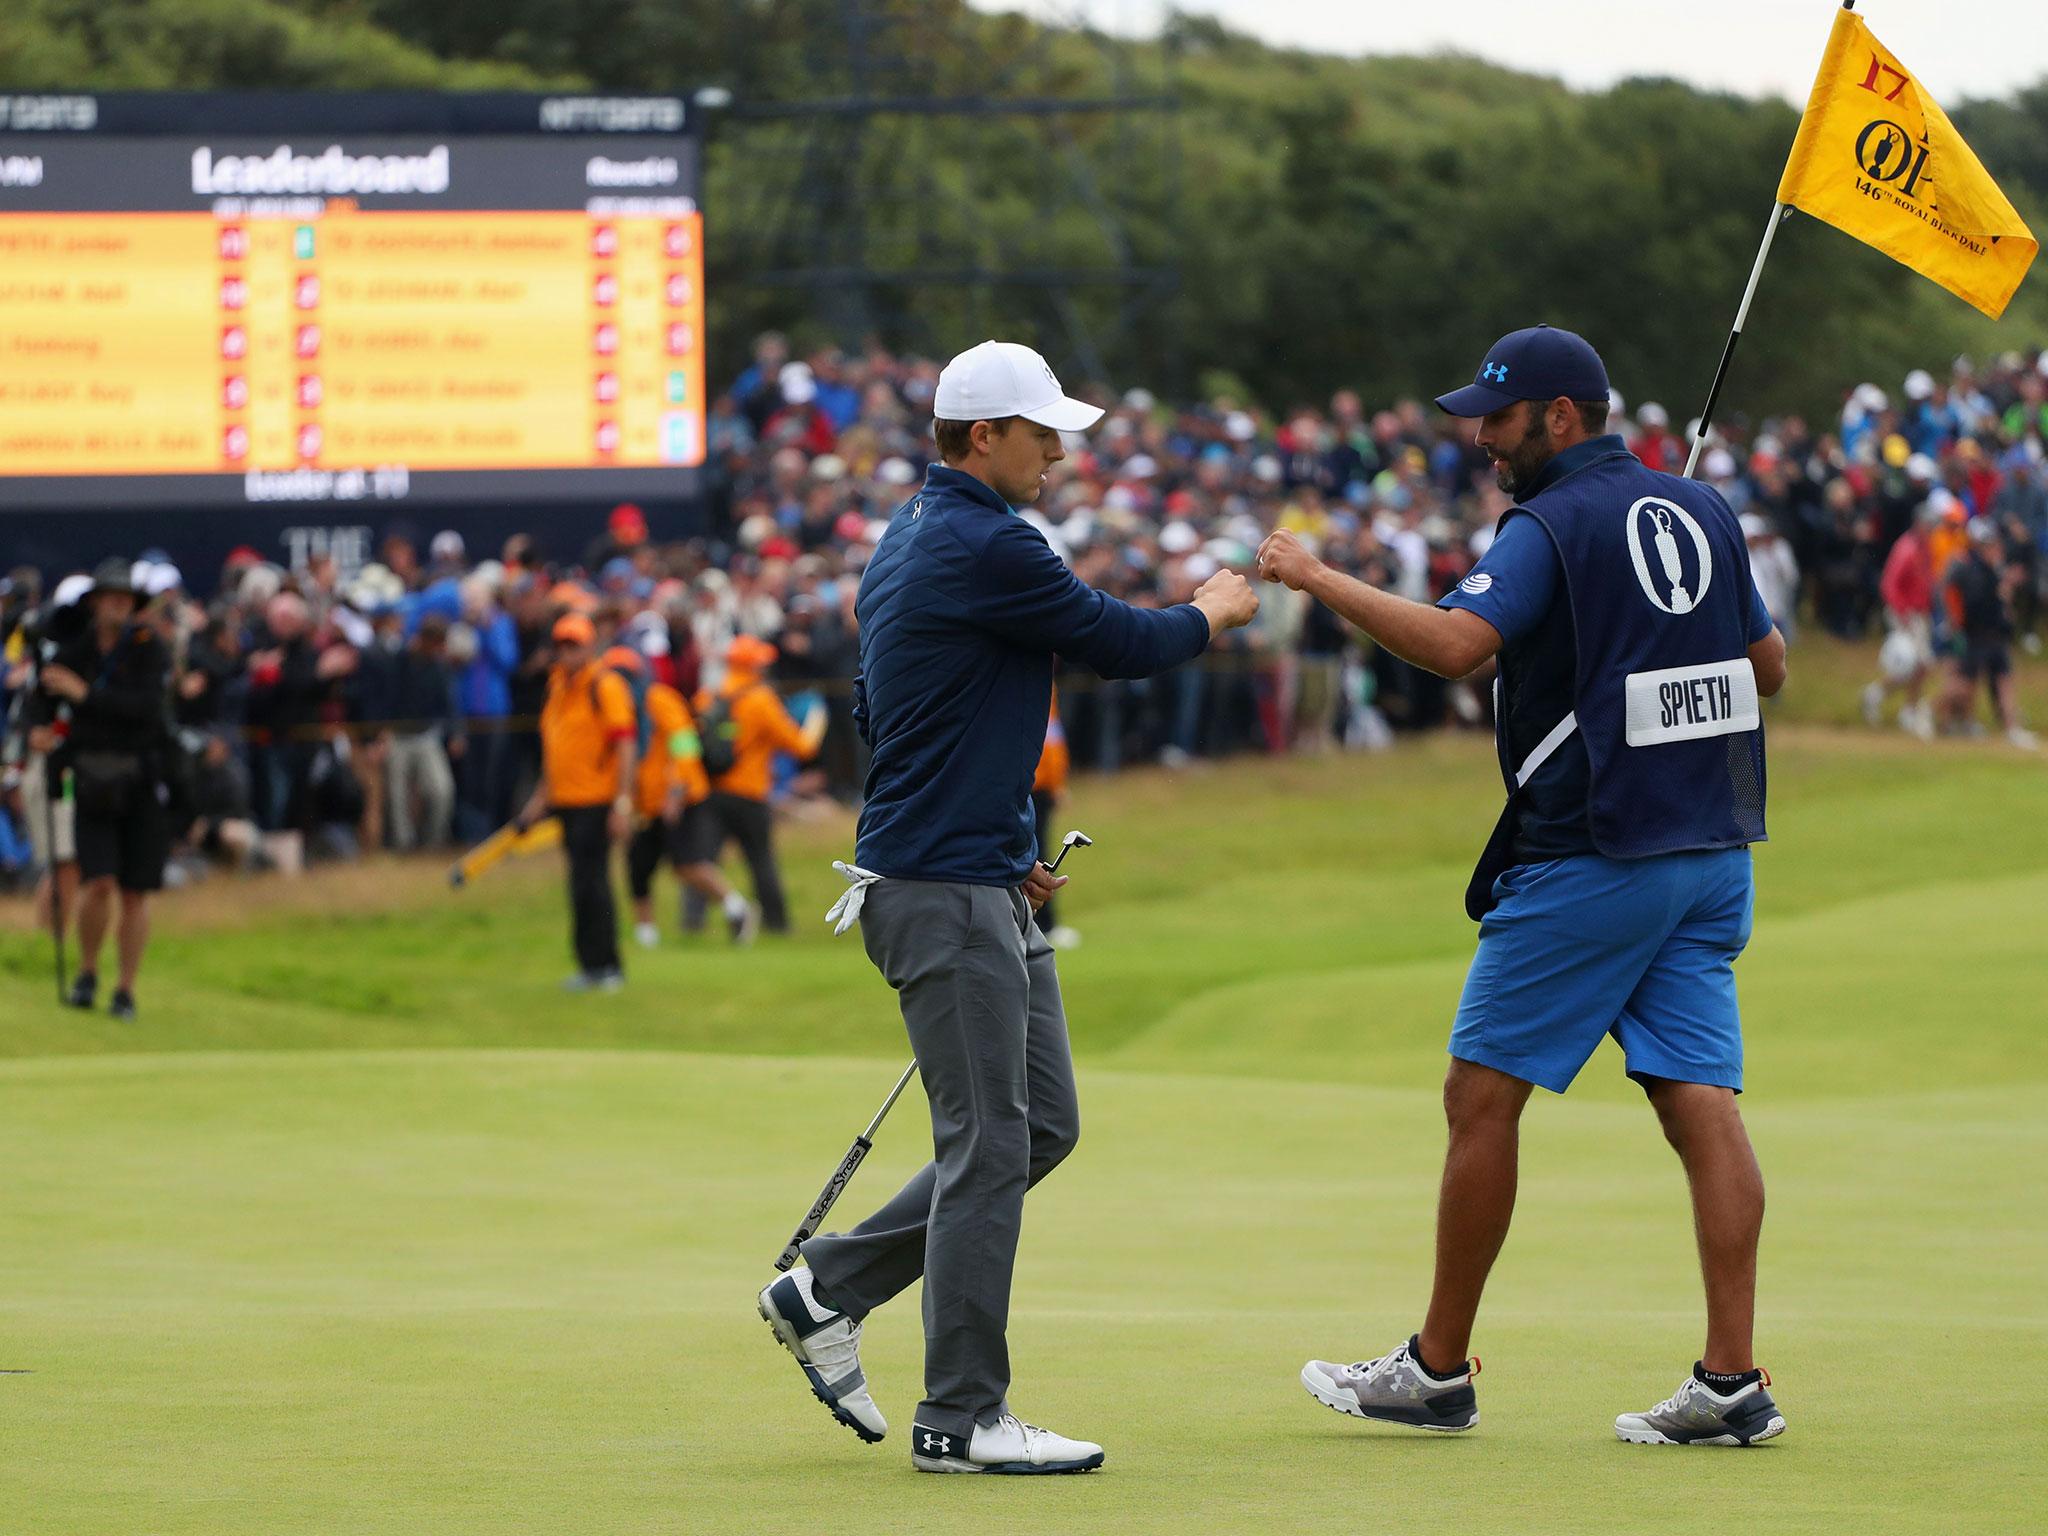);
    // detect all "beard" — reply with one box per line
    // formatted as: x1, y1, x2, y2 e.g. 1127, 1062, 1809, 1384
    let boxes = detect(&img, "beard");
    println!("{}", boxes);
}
1493, 410, 1557, 496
